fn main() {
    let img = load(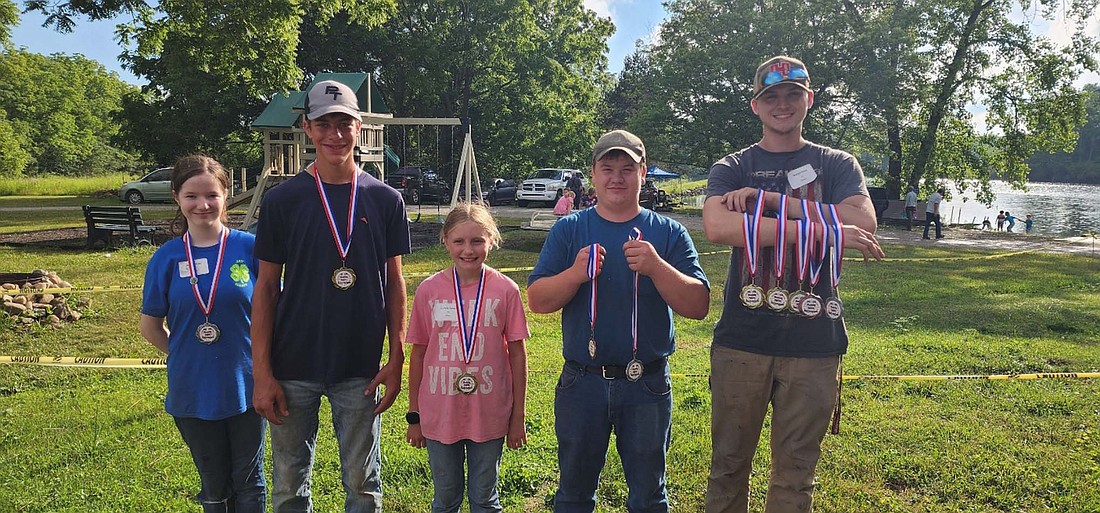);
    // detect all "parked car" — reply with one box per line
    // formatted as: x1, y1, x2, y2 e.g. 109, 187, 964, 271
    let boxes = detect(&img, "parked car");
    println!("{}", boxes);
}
516, 168, 582, 207
119, 167, 173, 204
482, 179, 517, 206
385, 166, 452, 205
